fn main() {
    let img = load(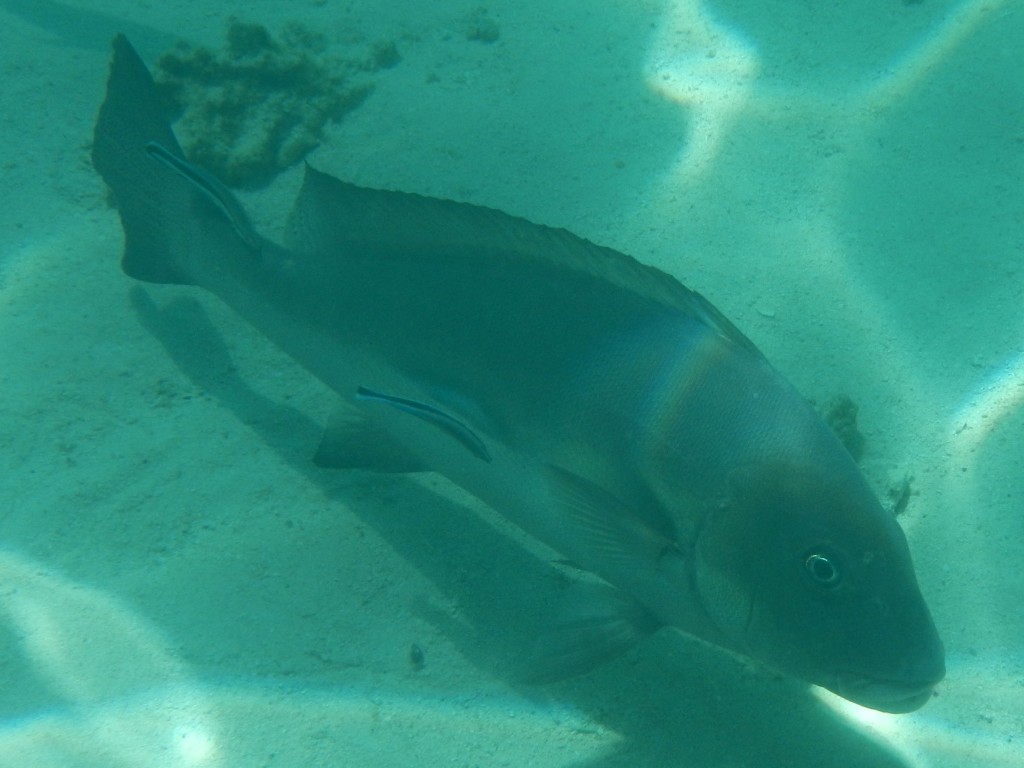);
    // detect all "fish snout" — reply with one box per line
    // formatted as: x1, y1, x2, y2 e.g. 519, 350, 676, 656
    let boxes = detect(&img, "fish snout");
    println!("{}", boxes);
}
834, 640, 945, 713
